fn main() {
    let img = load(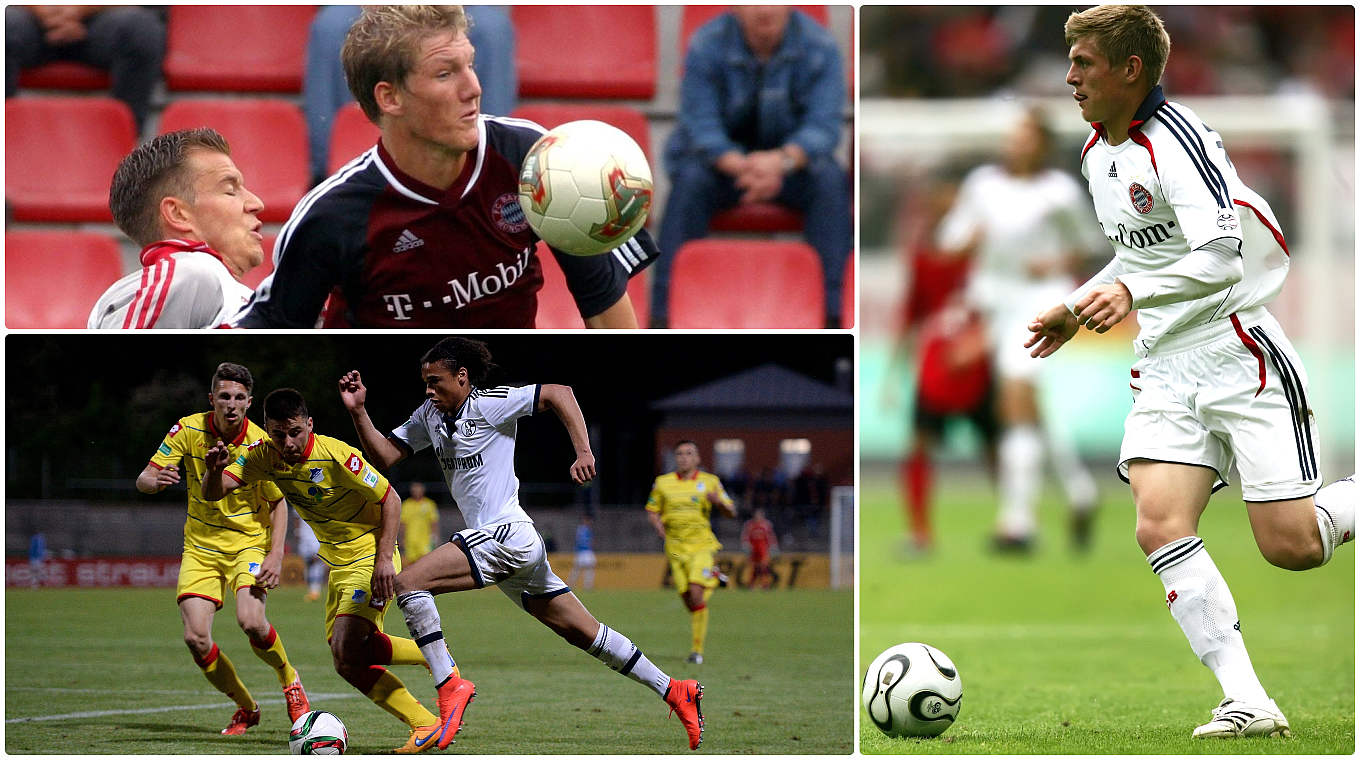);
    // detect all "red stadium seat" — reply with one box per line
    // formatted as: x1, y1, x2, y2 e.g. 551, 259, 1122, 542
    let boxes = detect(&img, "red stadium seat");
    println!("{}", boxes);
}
510, 104, 654, 164
669, 239, 824, 329
710, 203, 804, 234
241, 234, 278, 291
841, 253, 855, 329
159, 99, 310, 223
680, 6, 828, 57
5, 96, 136, 222
327, 102, 382, 174
17, 61, 110, 91
164, 6, 317, 92
513, 6, 656, 99
533, 243, 652, 328
6, 231, 125, 328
